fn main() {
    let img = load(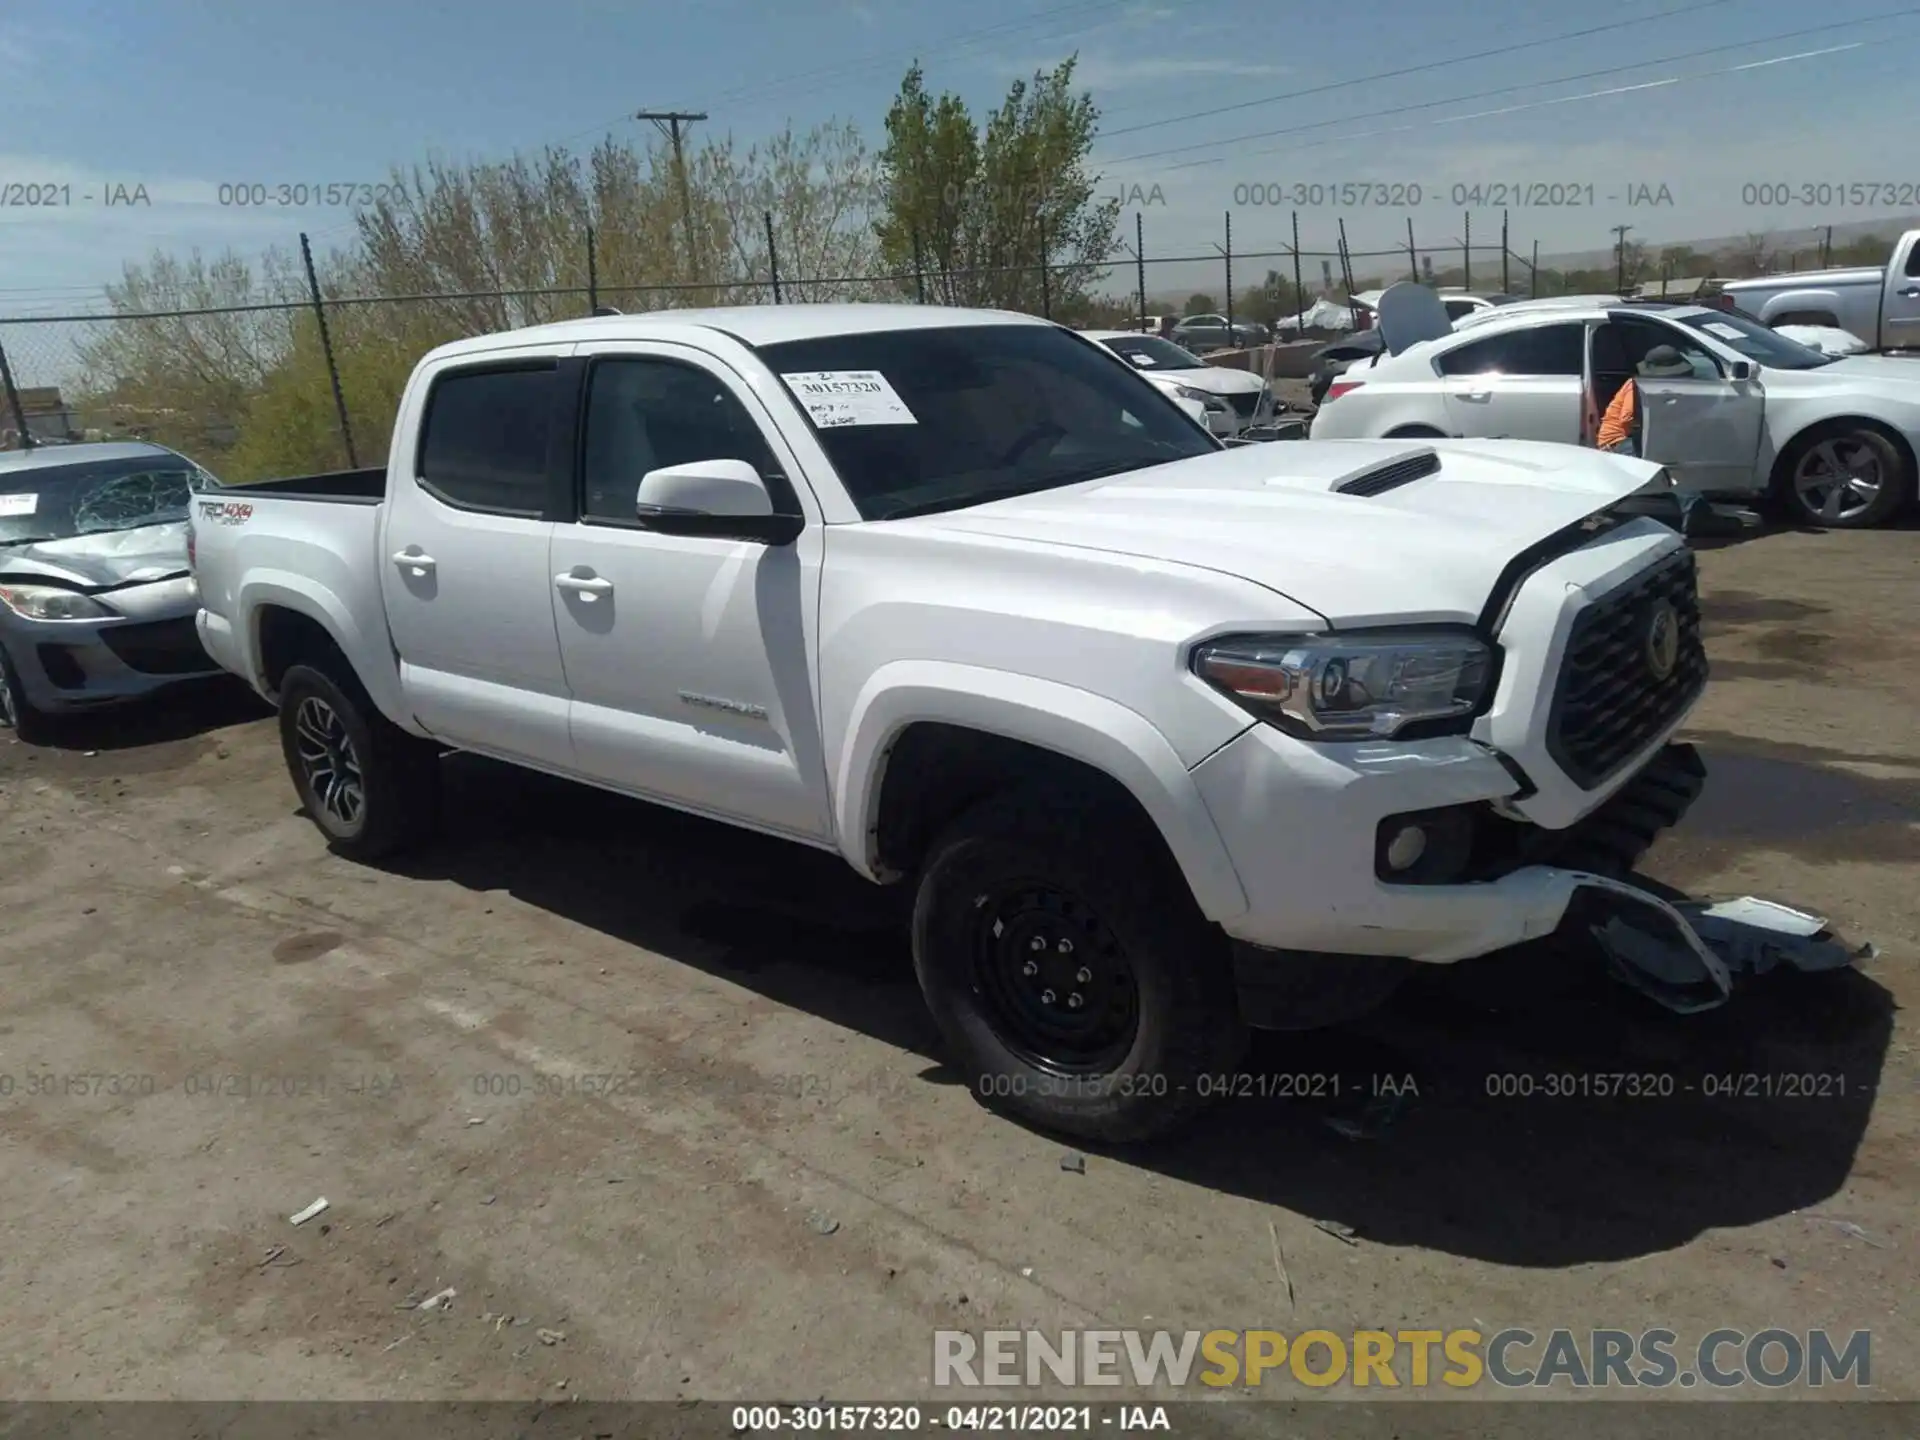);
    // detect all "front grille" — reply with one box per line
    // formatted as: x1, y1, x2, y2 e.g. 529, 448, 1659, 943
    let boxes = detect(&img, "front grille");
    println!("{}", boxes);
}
99, 616, 214, 676
1338, 450, 1441, 496
1226, 391, 1261, 418
1547, 550, 1707, 789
